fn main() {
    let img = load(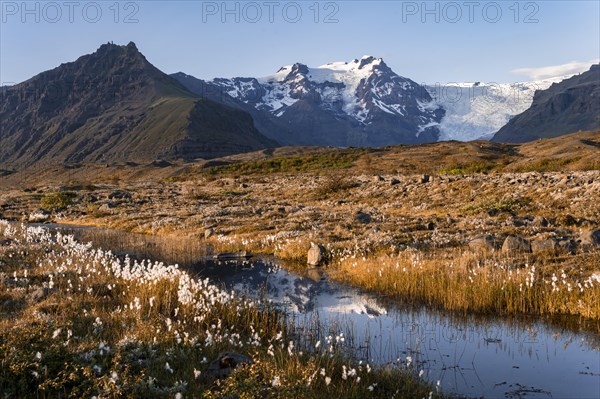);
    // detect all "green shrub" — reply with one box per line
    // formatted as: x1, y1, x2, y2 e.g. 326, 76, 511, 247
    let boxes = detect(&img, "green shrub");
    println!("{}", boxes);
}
40, 192, 76, 211
438, 161, 499, 175
516, 157, 581, 173
205, 149, 370, 175
462, 196, 532, 215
